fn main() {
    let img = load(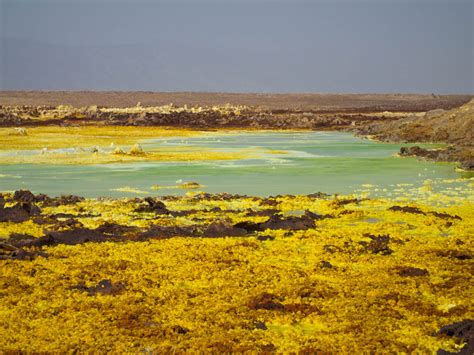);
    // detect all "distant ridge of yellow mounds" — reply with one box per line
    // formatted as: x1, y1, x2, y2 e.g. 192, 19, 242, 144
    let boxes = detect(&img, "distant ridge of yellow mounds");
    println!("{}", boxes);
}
3, 103, 249, 121
100, 102, 248, 116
